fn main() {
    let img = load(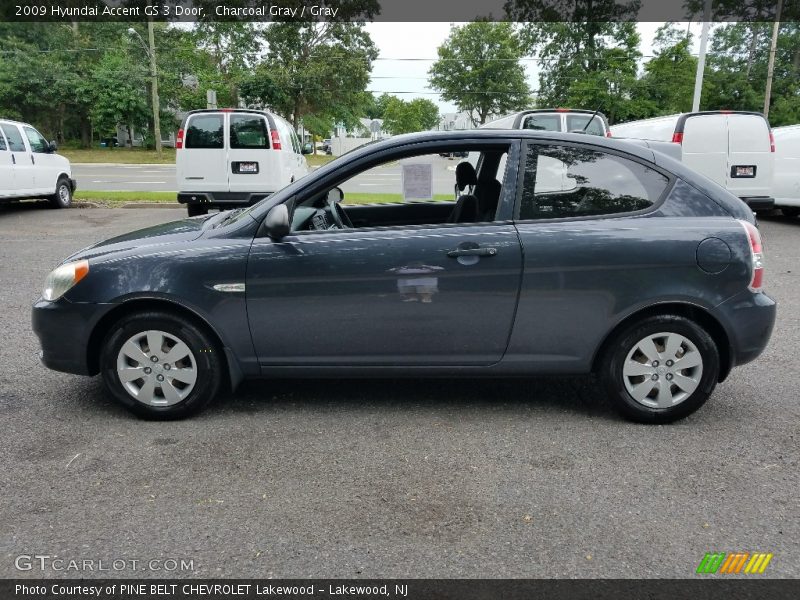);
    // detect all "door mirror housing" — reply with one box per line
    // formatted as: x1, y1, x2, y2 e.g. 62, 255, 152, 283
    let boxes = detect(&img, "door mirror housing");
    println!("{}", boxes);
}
264, 204, 290, 240
326, 187, 344, 204
47, 140, 57, 153
301, 142, 313, 155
